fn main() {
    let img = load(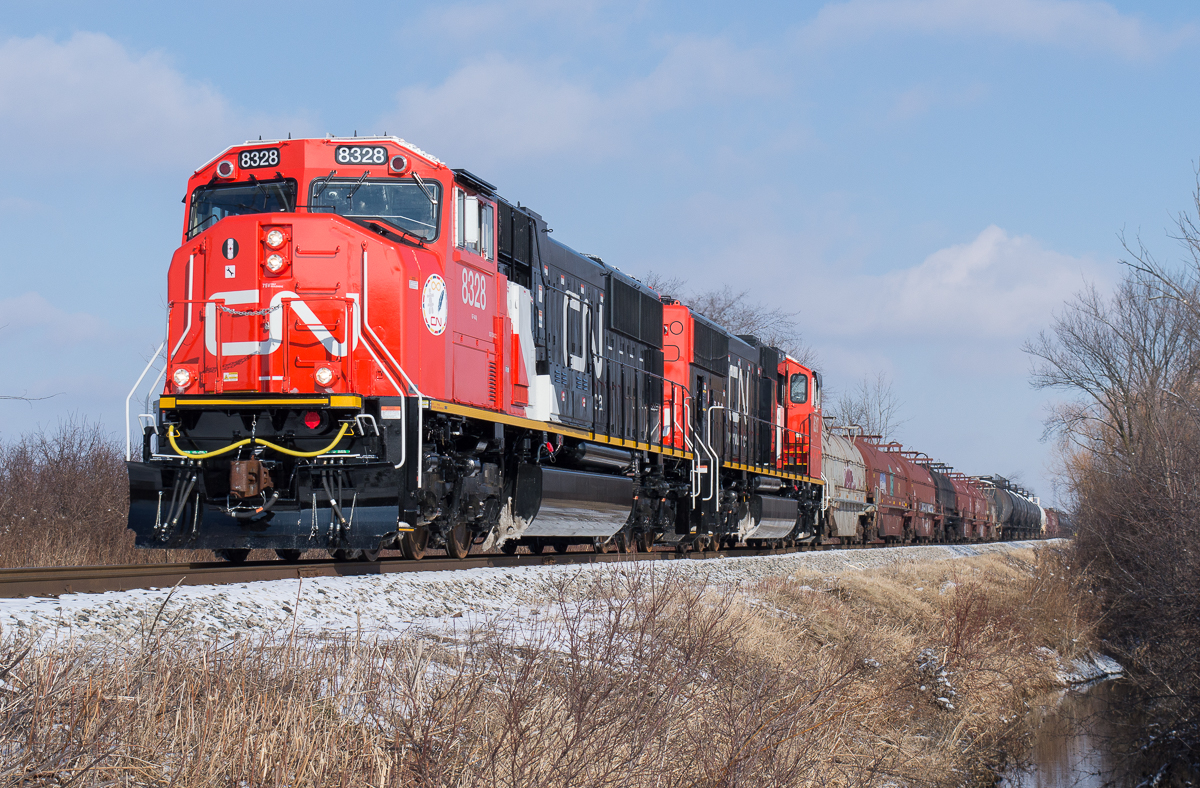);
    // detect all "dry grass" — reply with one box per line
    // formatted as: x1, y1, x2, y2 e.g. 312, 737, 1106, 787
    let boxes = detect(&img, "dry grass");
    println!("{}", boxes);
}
0, 545, 1091, 787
